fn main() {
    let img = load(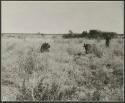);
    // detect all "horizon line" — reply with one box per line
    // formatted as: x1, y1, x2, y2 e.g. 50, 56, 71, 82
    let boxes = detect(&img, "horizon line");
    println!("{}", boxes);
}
1, 31, 123, 35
